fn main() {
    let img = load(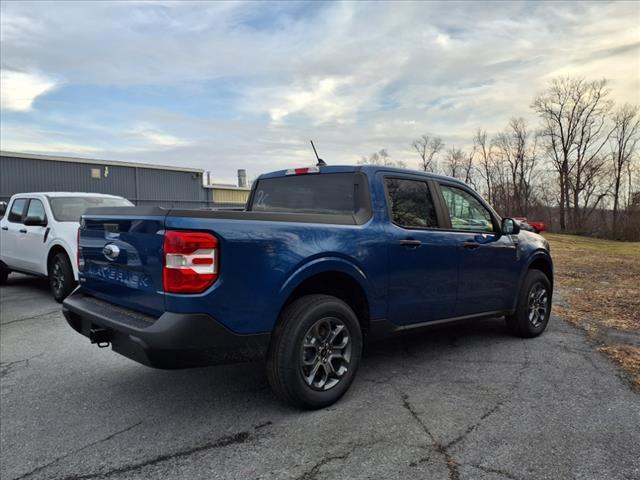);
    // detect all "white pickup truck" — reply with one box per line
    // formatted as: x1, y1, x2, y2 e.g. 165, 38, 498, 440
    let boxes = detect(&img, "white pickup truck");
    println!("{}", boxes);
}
0, 192, 132, 301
